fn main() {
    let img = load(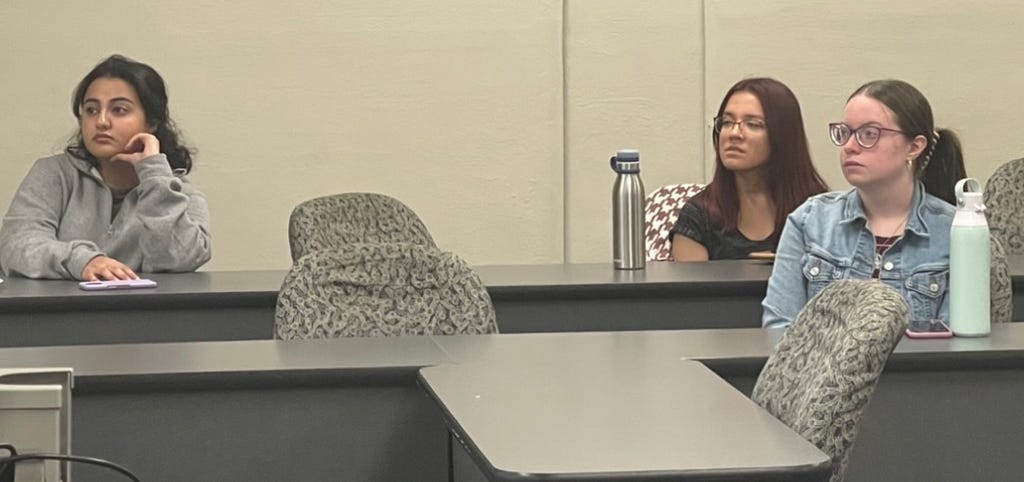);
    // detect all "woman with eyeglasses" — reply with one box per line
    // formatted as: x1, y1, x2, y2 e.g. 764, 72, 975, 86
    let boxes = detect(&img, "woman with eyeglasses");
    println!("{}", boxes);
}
670, 78, 829, 261
761, 79, 967, 328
